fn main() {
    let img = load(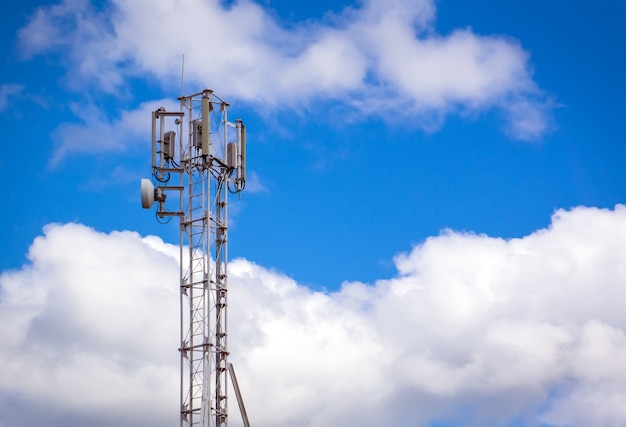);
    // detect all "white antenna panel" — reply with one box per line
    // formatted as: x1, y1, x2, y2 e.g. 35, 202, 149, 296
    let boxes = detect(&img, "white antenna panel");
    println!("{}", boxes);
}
237, 119, 246, 184
227, 142, 238, 169
201, 93, 211, 156
164, 131, 176, 159
192, 120, 202, 148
